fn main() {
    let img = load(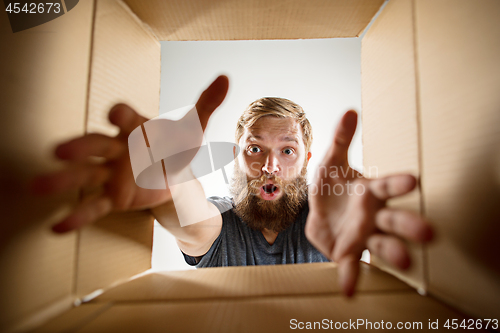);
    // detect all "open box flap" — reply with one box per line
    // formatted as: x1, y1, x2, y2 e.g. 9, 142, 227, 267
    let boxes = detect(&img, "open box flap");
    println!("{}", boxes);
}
91, 263, 411, 302
123, 0, 386, 41
416, 0, 500, 320
362, 0, 500, 319
77, 293, 467, 333
0, 1, 94, 331
34, 263, 467, 333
